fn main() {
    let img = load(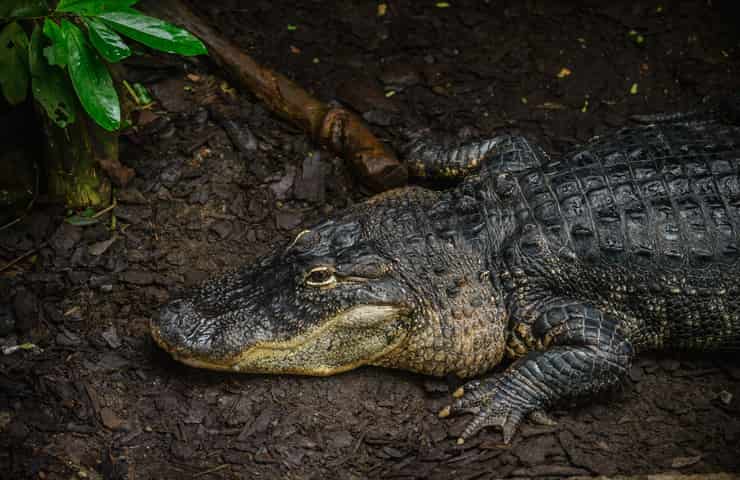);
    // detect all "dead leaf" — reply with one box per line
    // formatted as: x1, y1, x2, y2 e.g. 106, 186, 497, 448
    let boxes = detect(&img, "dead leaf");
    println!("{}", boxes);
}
98, 158, 135, 188
671, 455, 702, 468
557, 67, 572, 78
537, 102, 566, 110
89, 235, 118, 256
